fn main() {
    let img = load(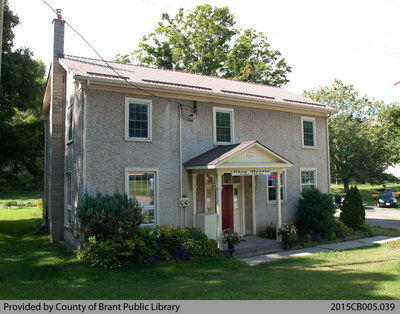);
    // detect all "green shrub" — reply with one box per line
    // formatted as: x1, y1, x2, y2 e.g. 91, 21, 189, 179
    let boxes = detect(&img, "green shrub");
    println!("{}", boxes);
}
358, 223, 374, 237
259, 223, 276, 240
77, 236, 122, 269
296, 188, 336, 238
334, 219, 350, 238
76, 191, 143, 239
340, 186, 365, 229
201, 238, 219, 256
